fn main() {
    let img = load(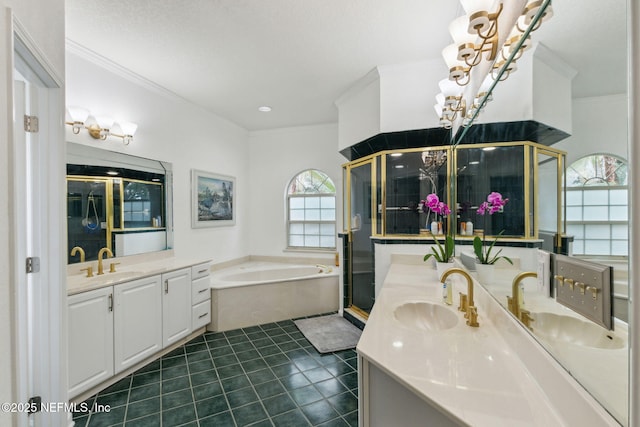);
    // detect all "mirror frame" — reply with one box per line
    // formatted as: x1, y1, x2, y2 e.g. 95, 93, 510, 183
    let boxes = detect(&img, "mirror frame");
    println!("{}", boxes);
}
66, 141, 174, 263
